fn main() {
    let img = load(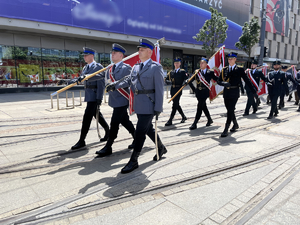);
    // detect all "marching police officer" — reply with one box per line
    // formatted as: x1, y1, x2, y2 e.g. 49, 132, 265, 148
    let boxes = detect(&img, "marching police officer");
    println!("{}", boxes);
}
165, 58, 187, 126
217, 52, 256, 137
71, 47, 109, 150
266, 60, 289, 119
187, 57, 218, 130
243, 59, 266, 116
106, 38, 167, 174
279, 65, 298, 109
95, 44, 135, 157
